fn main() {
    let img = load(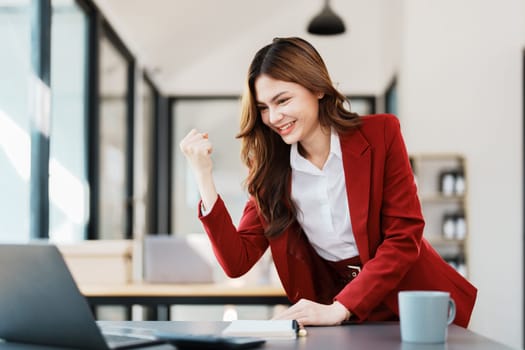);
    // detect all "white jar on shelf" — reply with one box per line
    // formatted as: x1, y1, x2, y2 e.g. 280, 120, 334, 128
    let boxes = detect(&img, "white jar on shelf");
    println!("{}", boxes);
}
439, 170, 456, 196
454, 171, 466, 195
442, 213, 456, 239
455, 214, 466, 240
